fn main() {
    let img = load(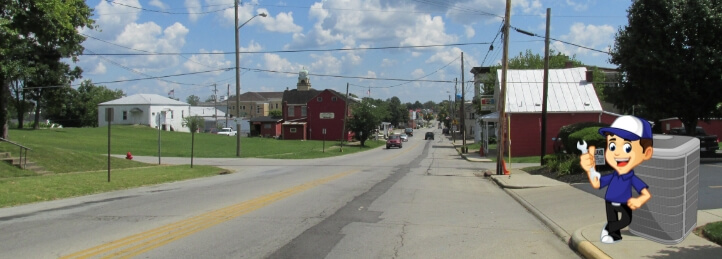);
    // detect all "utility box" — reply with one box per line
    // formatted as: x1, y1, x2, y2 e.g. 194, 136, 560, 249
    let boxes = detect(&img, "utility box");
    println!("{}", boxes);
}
630, 134, 700, 245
